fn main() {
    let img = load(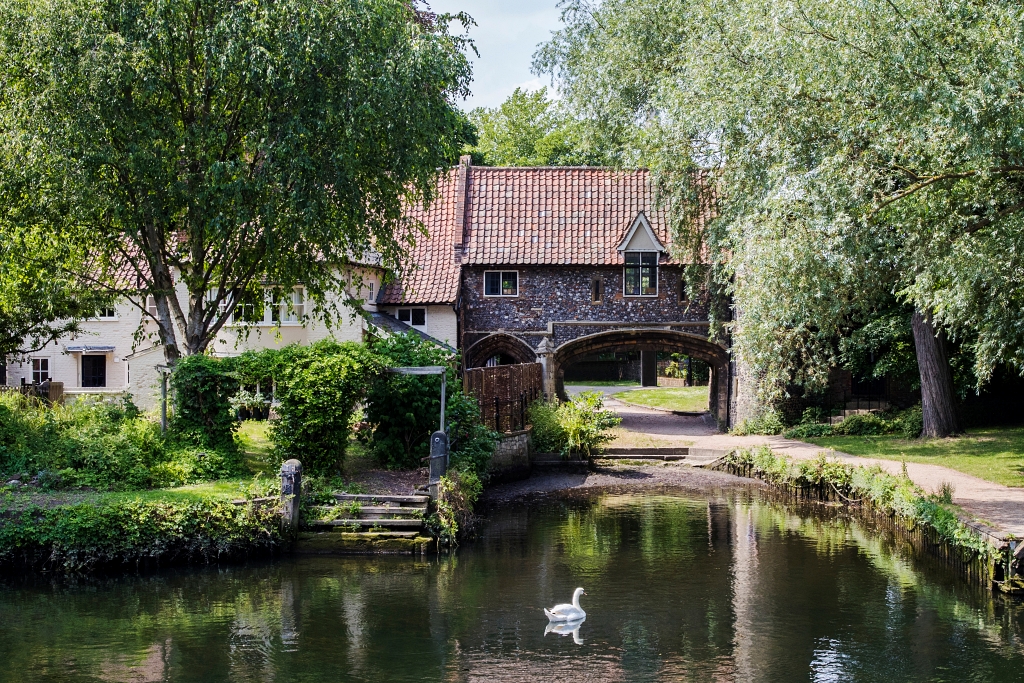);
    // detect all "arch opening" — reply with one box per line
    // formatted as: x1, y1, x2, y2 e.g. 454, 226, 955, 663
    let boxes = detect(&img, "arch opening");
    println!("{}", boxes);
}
464, 333, 538, 369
